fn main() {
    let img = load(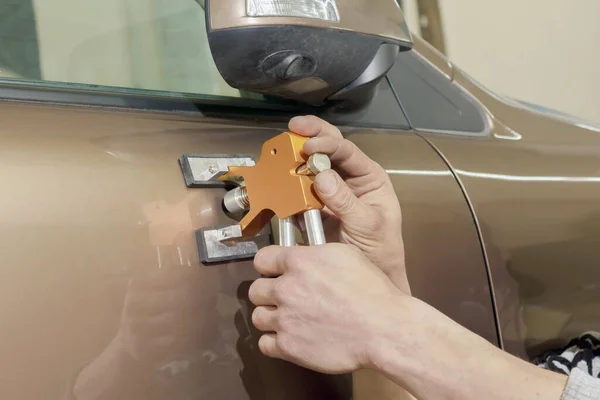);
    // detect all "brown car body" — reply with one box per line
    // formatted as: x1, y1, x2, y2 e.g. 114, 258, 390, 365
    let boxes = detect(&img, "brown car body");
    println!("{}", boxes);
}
1, 2, 600, 399
209, 0, 412, 45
